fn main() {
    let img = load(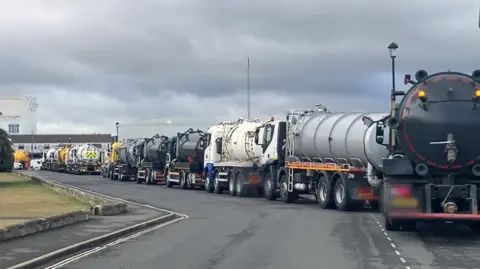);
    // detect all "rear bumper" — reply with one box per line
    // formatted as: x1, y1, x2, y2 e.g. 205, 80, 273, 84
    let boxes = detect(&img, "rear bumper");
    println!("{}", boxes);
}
389, 212, 480, 221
